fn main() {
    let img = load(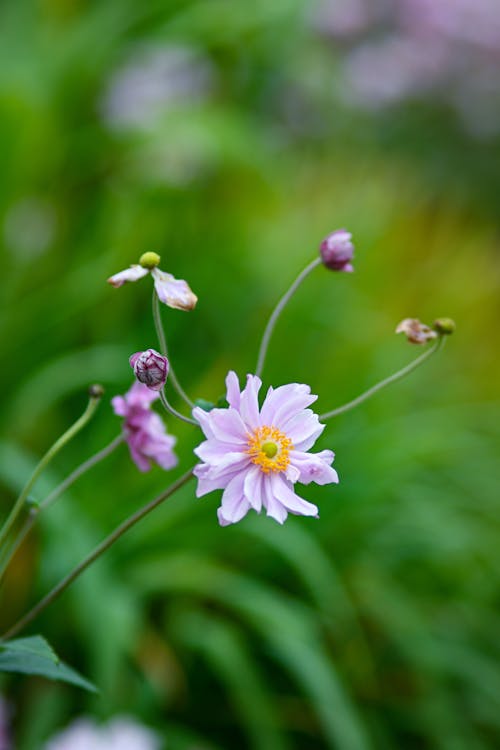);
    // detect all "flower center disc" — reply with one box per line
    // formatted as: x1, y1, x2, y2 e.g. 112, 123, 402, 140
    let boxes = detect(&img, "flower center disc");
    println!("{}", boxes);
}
246, 426, 293, 473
